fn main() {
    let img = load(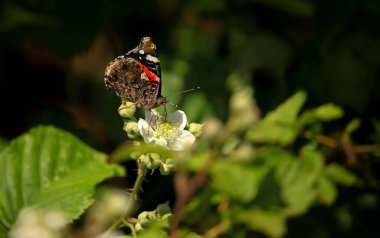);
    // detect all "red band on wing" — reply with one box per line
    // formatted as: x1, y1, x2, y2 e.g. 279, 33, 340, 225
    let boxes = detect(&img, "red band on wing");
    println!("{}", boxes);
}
136, 61, 159, 82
